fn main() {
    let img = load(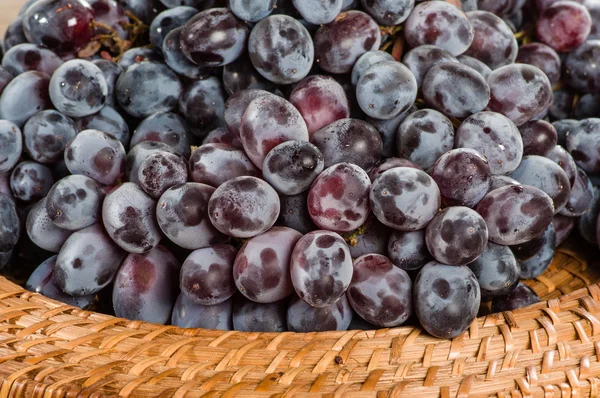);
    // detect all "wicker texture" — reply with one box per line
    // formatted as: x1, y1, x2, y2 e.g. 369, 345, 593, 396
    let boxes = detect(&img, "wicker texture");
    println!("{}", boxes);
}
0, 247, 597, 397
